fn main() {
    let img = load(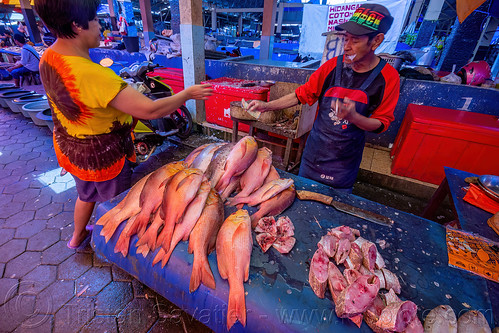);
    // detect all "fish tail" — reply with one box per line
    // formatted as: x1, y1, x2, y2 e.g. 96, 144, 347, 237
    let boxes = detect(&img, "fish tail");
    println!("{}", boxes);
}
190, 254, 215, 293
225, 197, 242, 207
227, 282, 246, 330
136, 244, 150, 258
160, 224, 174, 253
96, 201, 124, 226
215, 175, 228, 193
161, 247, 174, 268
136, 224, 157, 248
114, 232, 130, 257
250, 211, 263, 229
100, 218, 122, 243
152, 248, 165, 266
